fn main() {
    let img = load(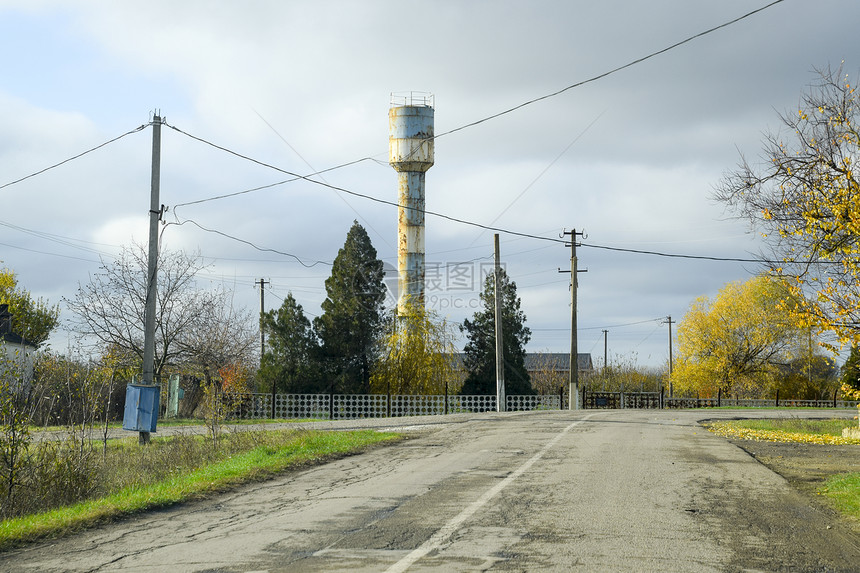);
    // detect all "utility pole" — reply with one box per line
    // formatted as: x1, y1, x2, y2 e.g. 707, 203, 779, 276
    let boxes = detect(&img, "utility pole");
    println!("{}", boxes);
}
255, 278, 273, 418
255, 278, 269, 360
664, 315, 675, 397
493, 234, 505, 412
603, 329, 608, 375
559, 229, 586, 410
141, 112, 163, 445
